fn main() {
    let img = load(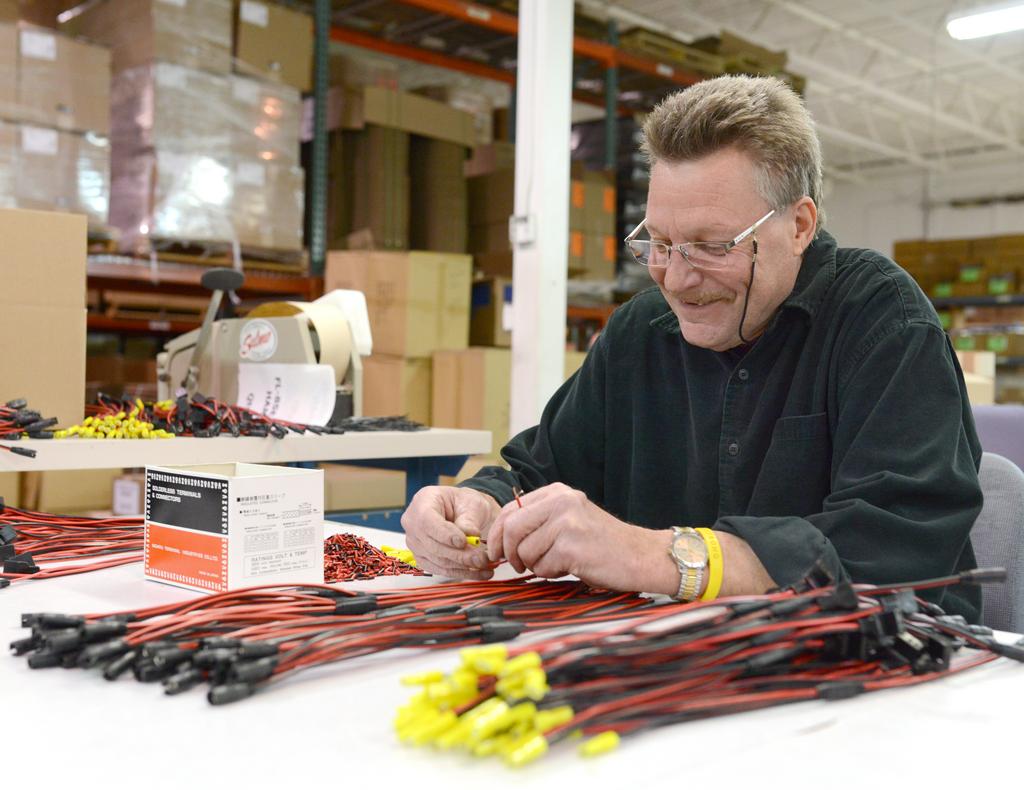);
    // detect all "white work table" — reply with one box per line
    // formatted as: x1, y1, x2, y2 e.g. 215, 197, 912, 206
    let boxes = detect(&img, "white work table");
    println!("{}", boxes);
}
1, 525, 1022, 788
